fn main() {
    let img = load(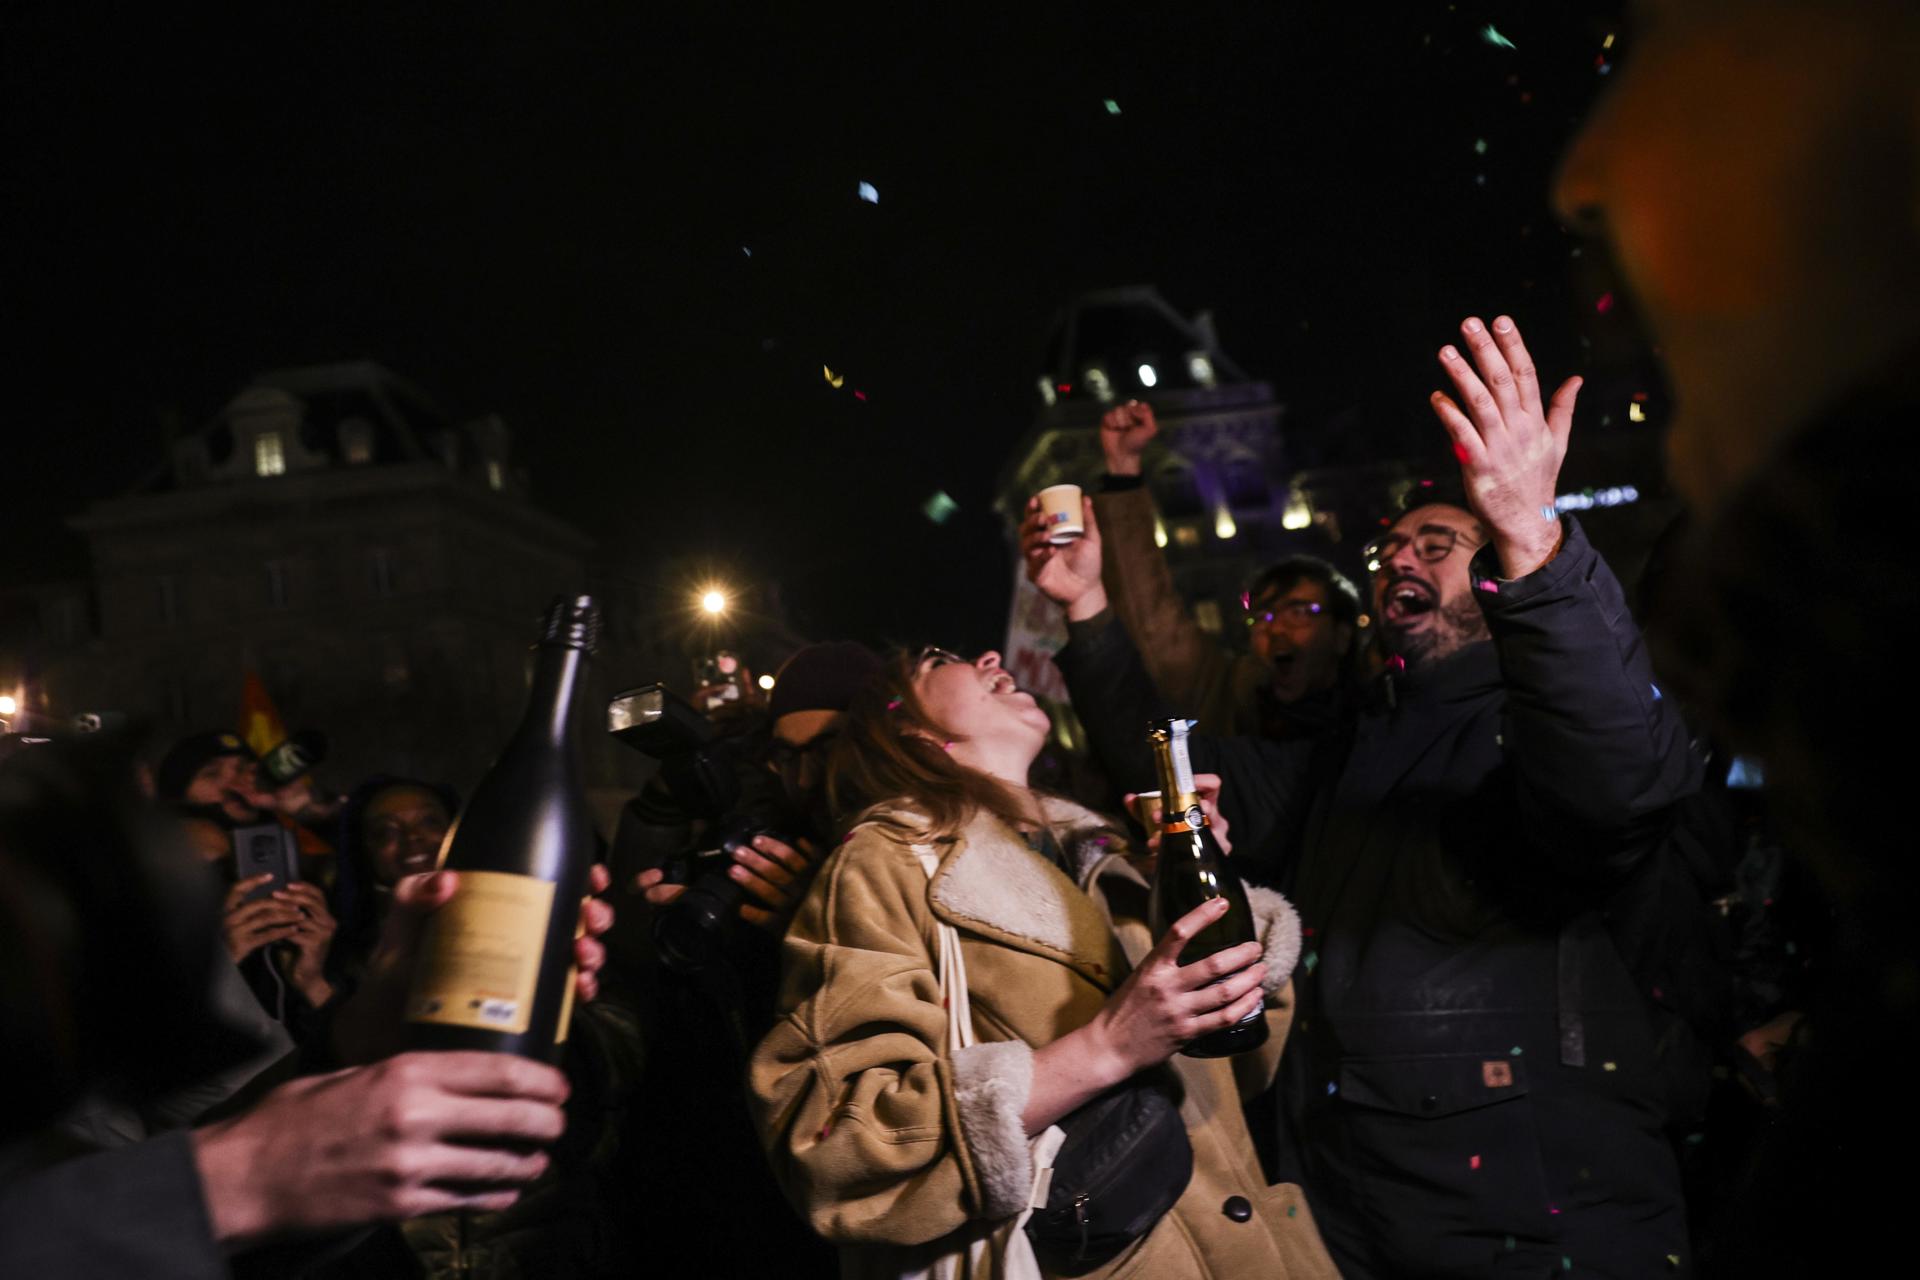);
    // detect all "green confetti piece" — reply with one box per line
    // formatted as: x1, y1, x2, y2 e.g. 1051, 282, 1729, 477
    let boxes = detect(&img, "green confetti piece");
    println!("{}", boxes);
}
1474, 138, 1488, 155
1303, 950, 1319, 973
1481, 23, 1517, 50
1510, 1045, 1523, 1056
1562, 1258, 1572, 1272
1103, 98, 1121, 115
